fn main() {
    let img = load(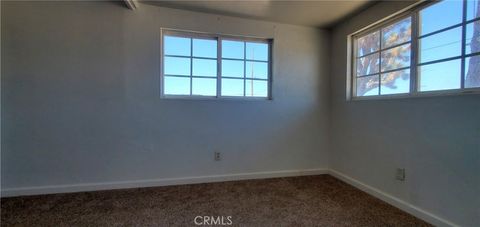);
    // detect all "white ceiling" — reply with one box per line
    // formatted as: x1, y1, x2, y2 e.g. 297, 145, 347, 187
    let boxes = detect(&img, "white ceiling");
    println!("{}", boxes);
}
141, 0, 374, 28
